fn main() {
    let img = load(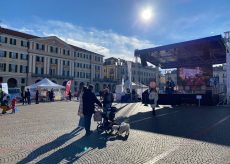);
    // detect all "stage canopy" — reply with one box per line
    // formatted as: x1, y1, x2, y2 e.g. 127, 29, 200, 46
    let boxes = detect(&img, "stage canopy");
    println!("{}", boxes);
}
135, 35, 226, 69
